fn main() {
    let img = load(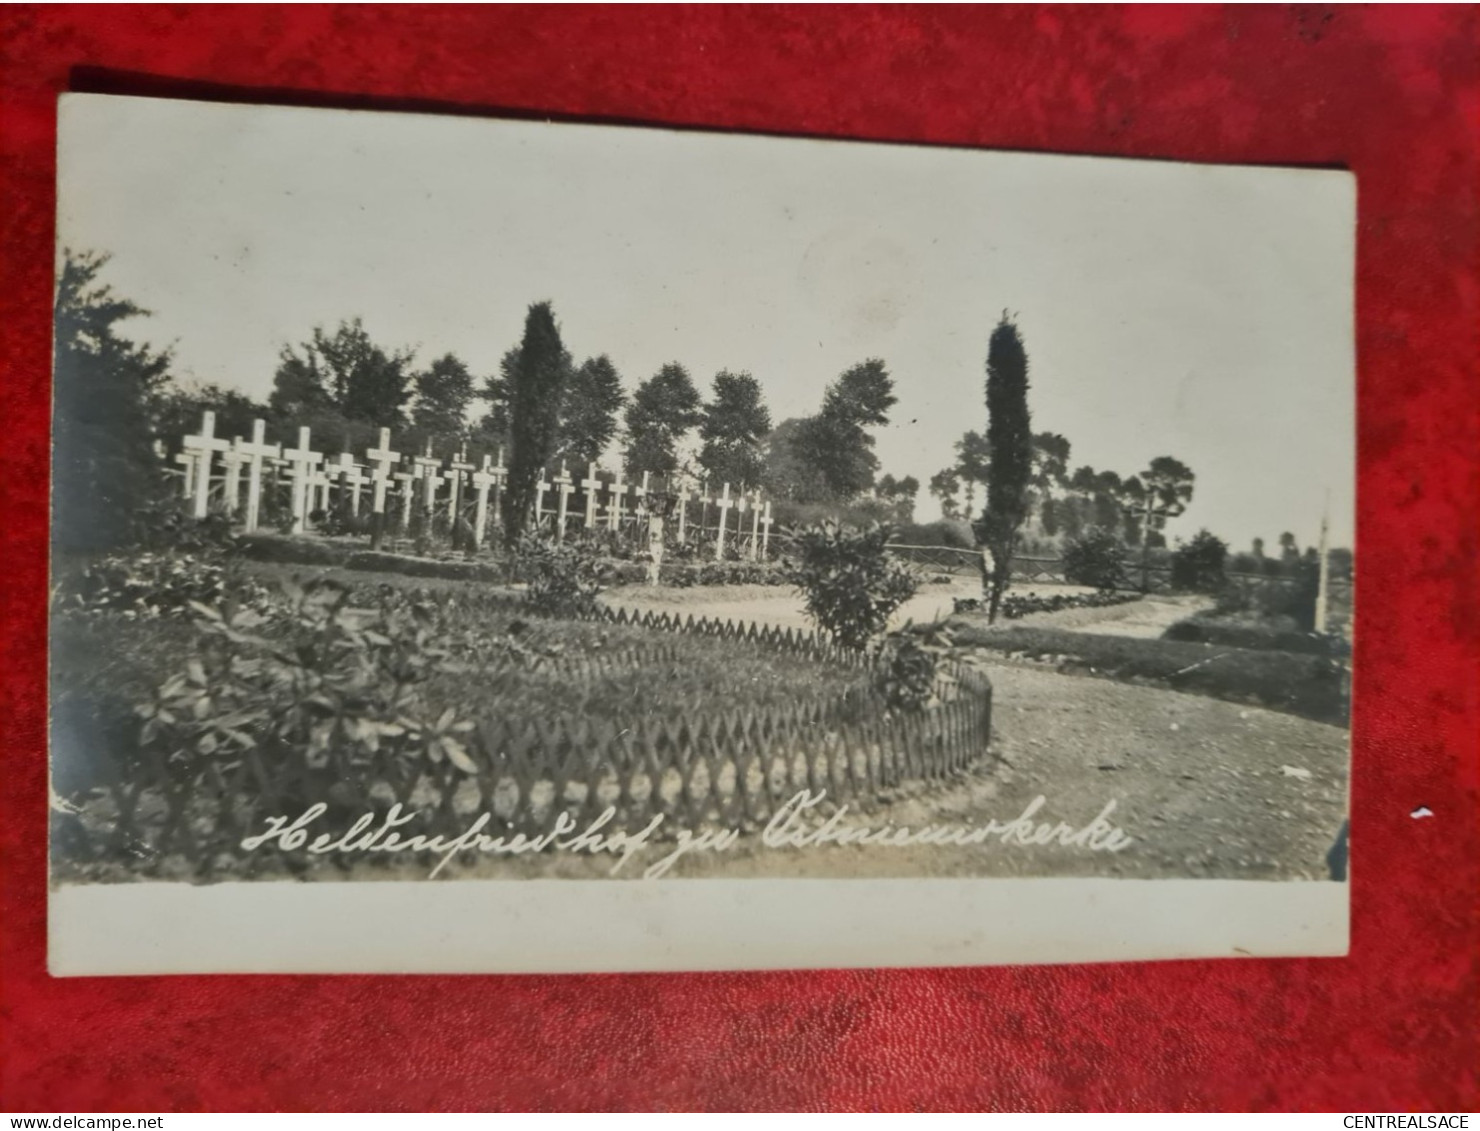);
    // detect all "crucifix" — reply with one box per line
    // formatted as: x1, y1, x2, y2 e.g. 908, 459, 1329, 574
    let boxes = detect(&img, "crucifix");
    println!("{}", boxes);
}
281, 426, 323, 535
554, 463, 575, 541
607, 468, 627, 532
335, 452, 367, 517
533, 470, 553, 532
714, 481, 734, 561
237, 419, 280, 534
182, 411, 233, 520
581, 462, 601, 528
447, 445, 476, 525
